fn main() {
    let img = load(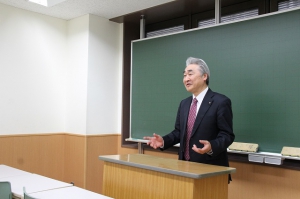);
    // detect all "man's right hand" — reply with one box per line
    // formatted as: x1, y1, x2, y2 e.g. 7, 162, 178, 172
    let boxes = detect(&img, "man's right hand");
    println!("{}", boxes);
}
143, 133, 164, 149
